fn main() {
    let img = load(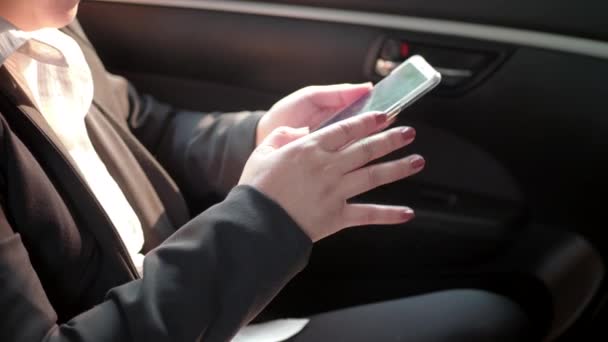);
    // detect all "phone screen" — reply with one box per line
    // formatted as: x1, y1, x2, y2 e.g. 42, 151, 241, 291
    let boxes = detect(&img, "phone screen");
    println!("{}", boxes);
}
316, 62, 430, 129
